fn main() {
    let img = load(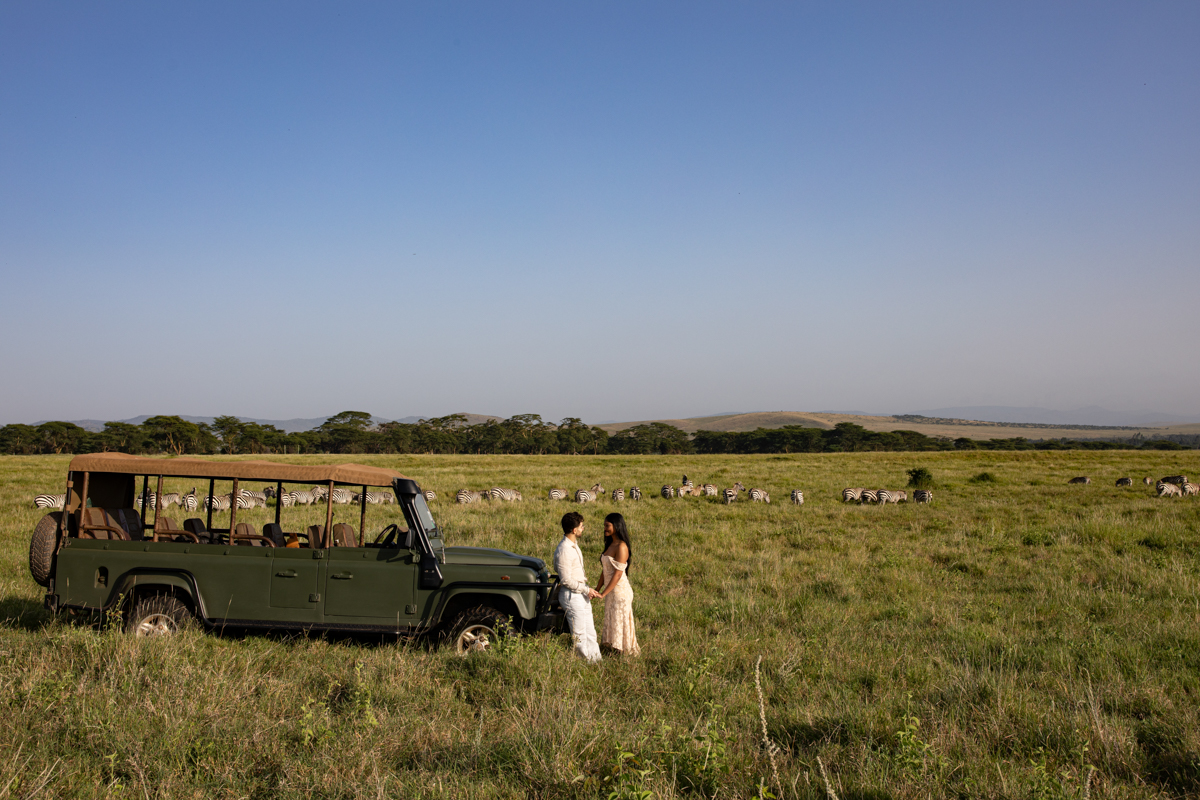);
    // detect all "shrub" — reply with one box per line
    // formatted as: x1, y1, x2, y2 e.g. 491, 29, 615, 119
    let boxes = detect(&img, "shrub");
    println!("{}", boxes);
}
906, 468, 934, 489
969, 472, 997, 484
